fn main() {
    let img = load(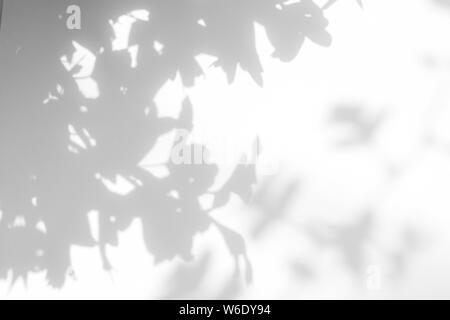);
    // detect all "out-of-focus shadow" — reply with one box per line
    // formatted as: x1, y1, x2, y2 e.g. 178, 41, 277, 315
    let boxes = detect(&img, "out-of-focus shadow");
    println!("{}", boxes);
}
251, 176, 301, 238
434, 0, 450, 9
162, 252, 211, 299
289, 260, 315, 282
307, 211, 374, 277
387, 227, 423, 282
304, 213, 423, 284
329, 104, 386, 146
